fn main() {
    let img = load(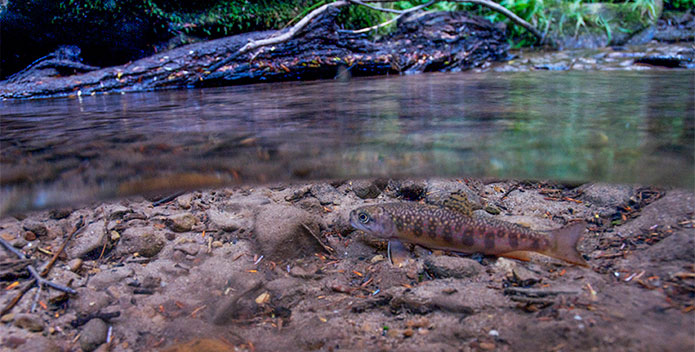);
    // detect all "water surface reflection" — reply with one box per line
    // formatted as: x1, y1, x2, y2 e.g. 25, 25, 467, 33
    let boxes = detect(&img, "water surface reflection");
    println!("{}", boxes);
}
1, 70, 693, 213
